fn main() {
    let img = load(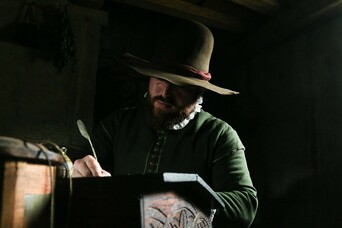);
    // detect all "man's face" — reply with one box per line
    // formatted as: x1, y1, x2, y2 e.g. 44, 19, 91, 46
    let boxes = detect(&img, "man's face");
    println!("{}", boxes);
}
146, 77, 201, 129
